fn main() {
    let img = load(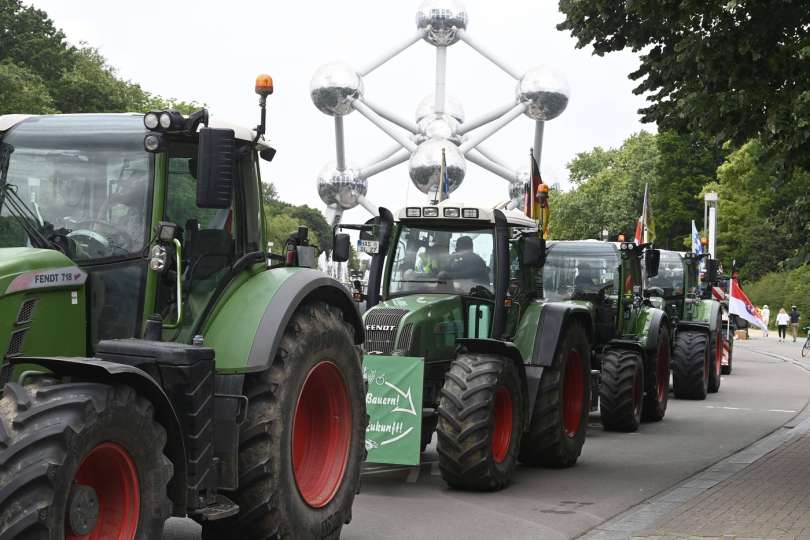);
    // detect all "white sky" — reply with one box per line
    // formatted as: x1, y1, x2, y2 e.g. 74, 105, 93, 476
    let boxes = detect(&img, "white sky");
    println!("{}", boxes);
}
30, 0, 653, 224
